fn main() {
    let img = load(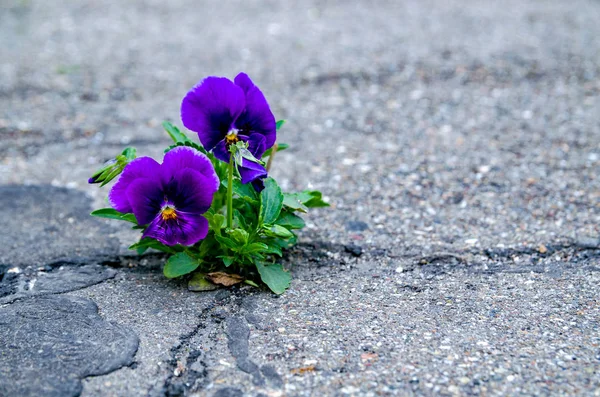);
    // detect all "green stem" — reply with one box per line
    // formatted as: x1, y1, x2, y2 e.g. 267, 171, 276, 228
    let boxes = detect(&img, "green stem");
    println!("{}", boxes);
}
266, 142, 278, 173
227, 152, 234, 229
183, 247, 199, 261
